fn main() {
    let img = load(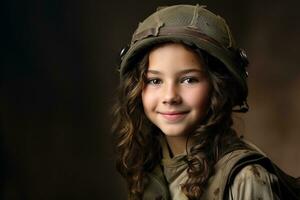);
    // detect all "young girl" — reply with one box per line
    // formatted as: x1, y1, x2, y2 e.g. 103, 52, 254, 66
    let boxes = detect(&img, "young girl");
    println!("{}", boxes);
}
113, 4, 300, 200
